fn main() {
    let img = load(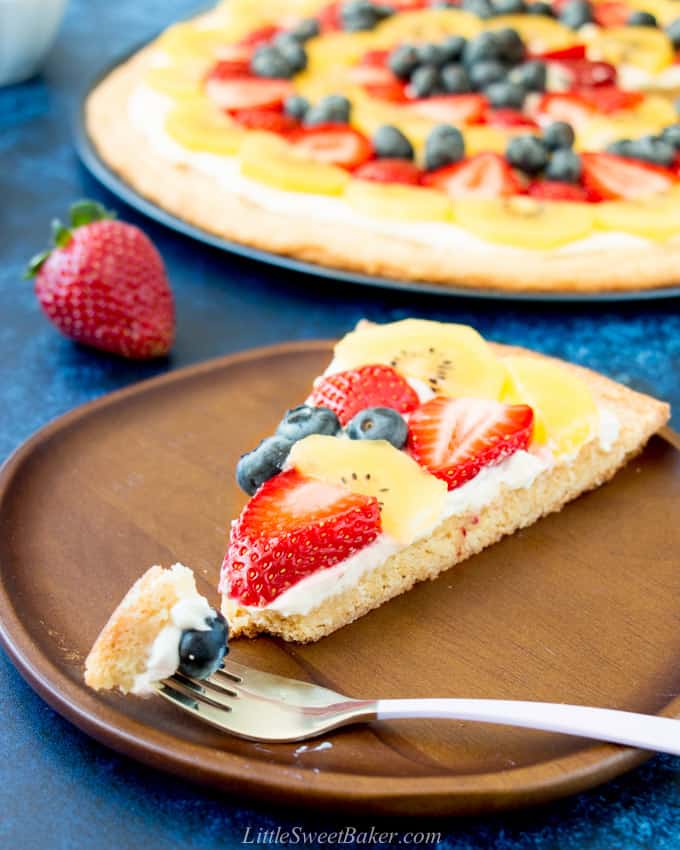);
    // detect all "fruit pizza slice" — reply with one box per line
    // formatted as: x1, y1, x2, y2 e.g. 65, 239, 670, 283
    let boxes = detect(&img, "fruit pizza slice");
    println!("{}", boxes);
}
220, 319, 669, 642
